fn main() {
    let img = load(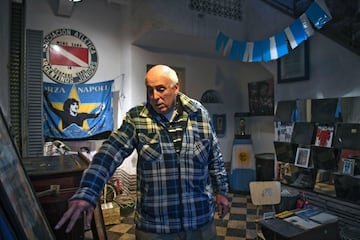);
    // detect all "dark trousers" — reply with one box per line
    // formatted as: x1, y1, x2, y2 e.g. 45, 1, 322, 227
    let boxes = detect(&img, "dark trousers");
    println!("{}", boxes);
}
135, 220, 217, 240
